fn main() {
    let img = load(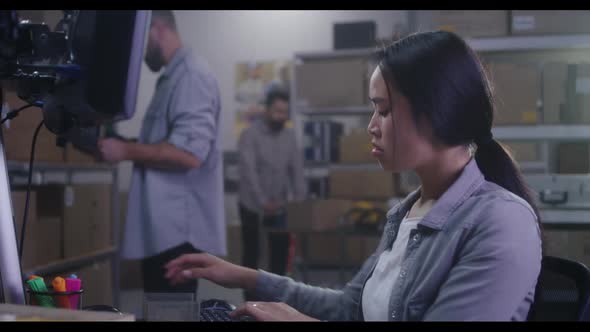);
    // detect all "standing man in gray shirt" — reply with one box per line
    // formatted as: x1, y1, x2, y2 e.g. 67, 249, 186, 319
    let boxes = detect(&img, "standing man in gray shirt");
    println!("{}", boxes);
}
98, 10, 225, 293
238, 89, 306, 300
